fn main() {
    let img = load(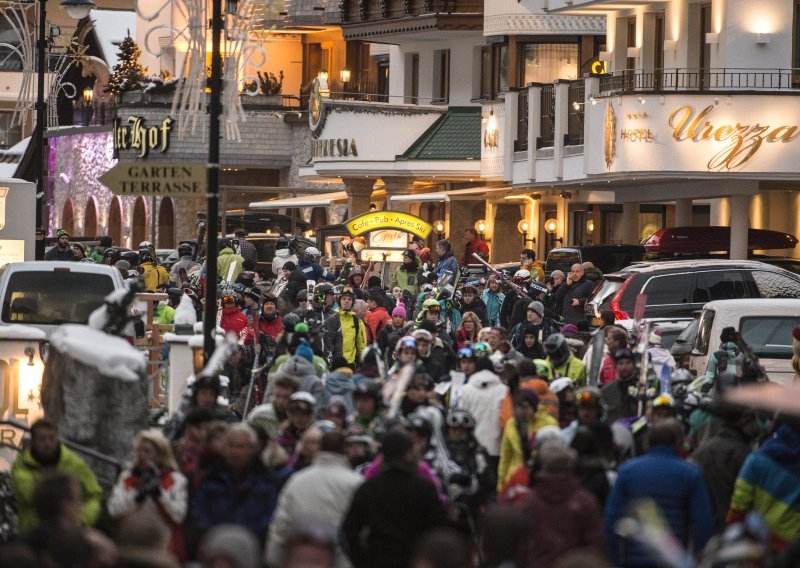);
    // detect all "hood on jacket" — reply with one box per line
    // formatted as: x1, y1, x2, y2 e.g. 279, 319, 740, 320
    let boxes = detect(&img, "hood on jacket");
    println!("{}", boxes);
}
219, 247, 234, 255
275, 248, 293, 259
400, 257, 421, 272
467, 369, 502, 388
273, 355, 317, 381
584, 267, 603, 281
648, 346, 674, 366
